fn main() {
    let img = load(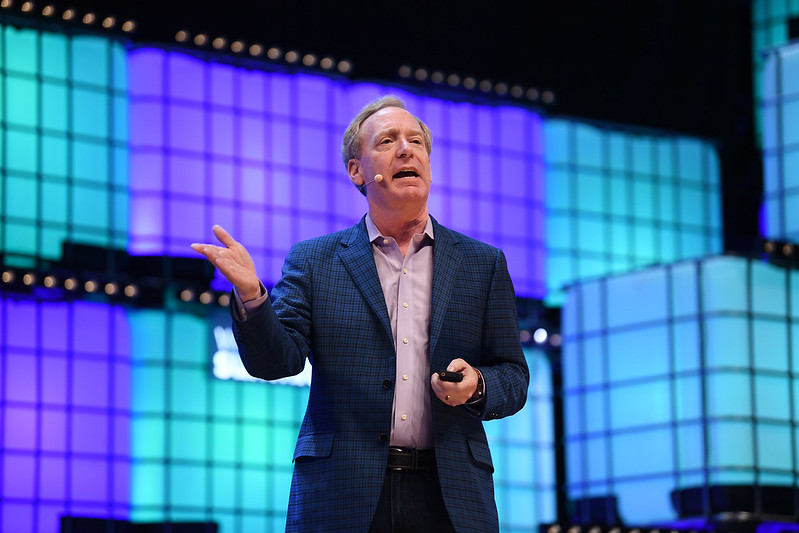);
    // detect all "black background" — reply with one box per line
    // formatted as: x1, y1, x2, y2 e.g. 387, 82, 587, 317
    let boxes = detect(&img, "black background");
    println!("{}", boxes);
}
61, 0, 760, 250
